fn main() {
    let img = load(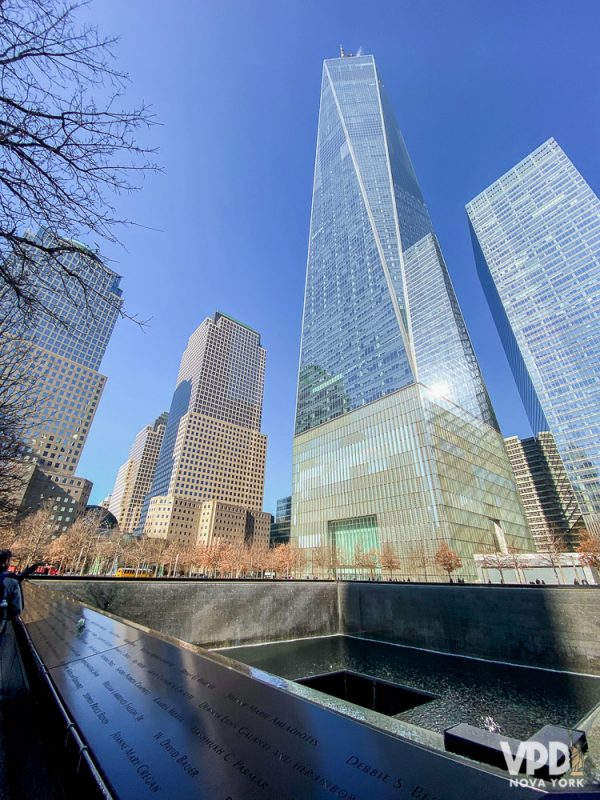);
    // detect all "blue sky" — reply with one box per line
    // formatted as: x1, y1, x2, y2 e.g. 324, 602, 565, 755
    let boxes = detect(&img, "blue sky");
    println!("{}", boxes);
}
79, 0, 600, 513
